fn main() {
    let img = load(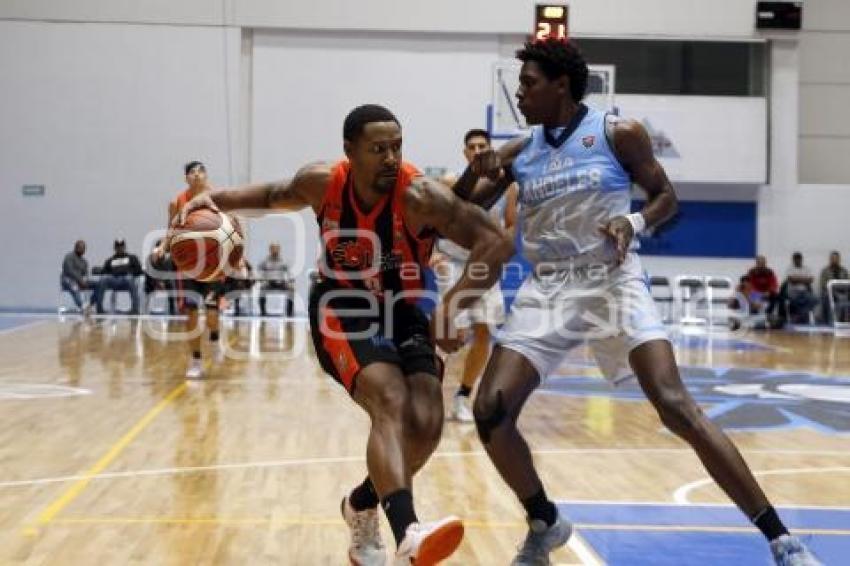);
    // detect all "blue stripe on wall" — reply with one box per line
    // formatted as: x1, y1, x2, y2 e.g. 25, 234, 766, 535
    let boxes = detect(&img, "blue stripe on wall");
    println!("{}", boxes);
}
633, 199, 757, 258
